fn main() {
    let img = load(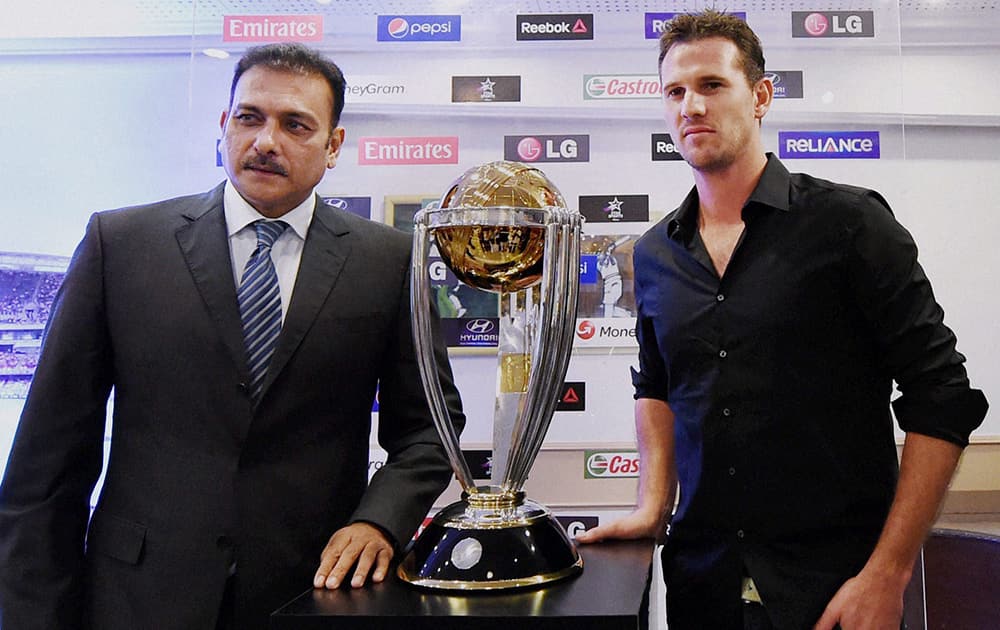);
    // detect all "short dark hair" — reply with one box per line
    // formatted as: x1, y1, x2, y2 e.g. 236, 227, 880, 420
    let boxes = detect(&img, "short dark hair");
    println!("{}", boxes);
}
229, 43, 346, 129
657, 10, 765, 86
